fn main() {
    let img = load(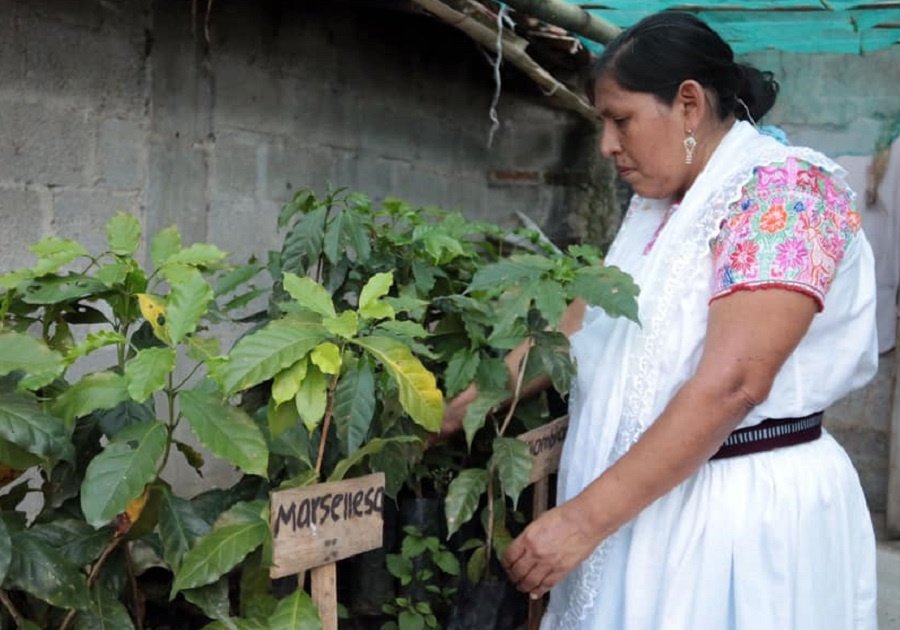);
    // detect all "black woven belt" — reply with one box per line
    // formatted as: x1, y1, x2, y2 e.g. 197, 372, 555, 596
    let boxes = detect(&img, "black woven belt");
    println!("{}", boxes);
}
710, 411, 824, 461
